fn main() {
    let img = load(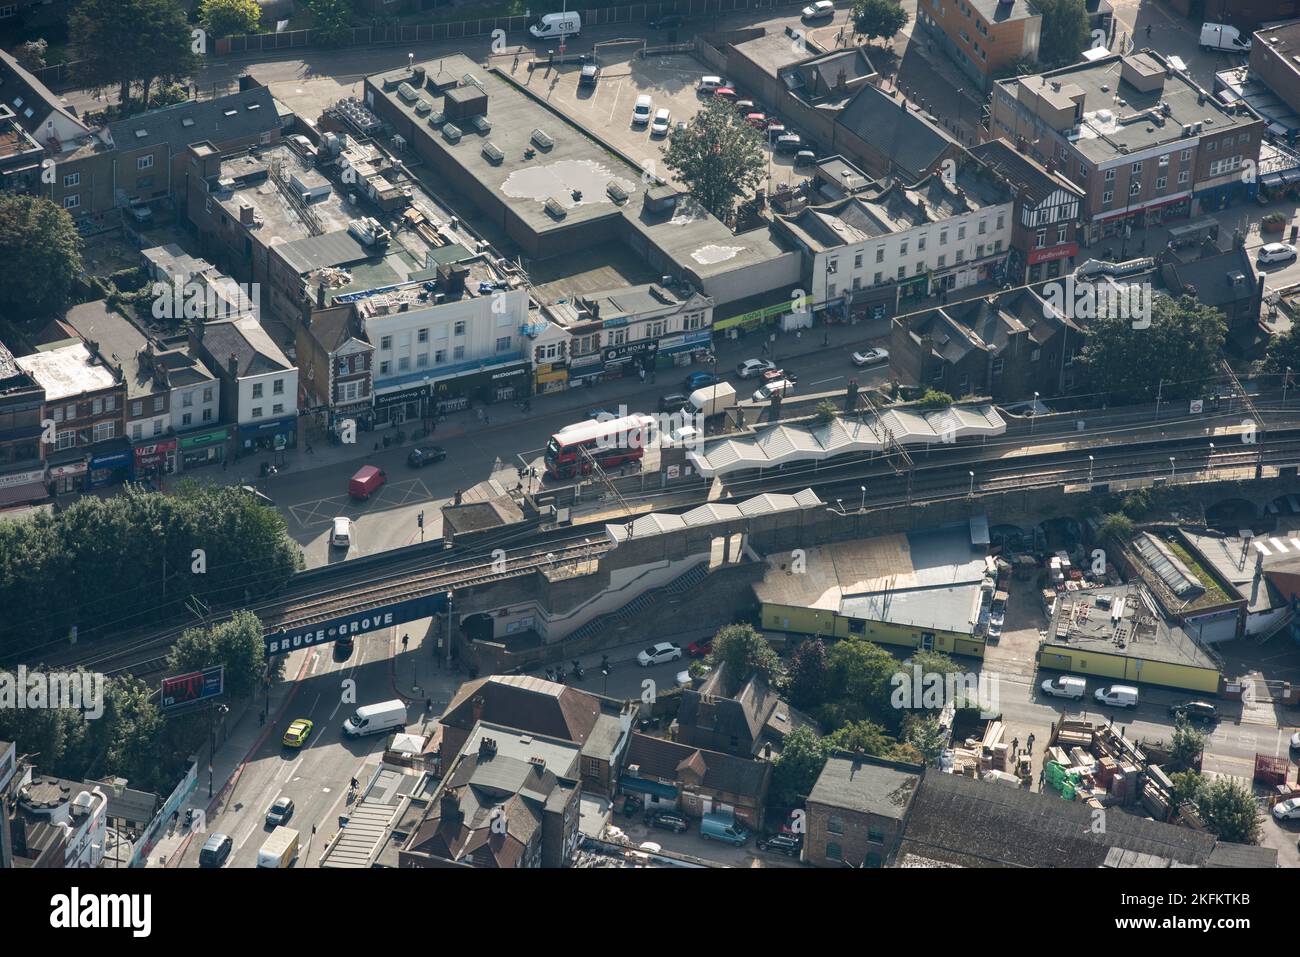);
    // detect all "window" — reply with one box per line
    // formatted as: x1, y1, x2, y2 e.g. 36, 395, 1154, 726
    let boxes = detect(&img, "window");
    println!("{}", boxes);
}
993, 239, 1002, 253
1057, 225, 1069, 244
131, 400, 143, 417
1079, 162, 1088, 177
1129, 181, 1141, 196
1131, 161, 1142, 174
1156, 176, 1167, 190
65, 404, 75, 421
957, 224, 966, 240
417, 328, 428, 343
132, 423, 143, 440
896, 266, 906, 279
56, 429, 76, 450
434, 349, 446, 364
955, 250, 965, 264
182, 392, 193, 408
995, 213, 1004, 230
63, 172, 80, 188
182, 412, 192, 426
1104, 169, 1116, 182
152, 419, 163, 436
380, 335, 392, 350
453, 345, 465, 360
105, 396, 114, 412
976, 244, 985, 258
898, 240, 908, 256
92, 421, 114, 443
1035, 229, 1047, 248
496, 336, 511, 352
1102, 190, 1113, 205
916, 261, 925, 275
416, 352, 429, 368
847, 619, 865, 635
272, 403, 284, 415
64, 194, 80, 209
827, 843, 843, 862
874, 271, 883, 284
397, 356, 410, 371
203, 387, 213, 403
876, 247, 885, 263
1031, 348, 1041, 362
454, 321, 466, 336
1239, 132, 1250, 144
936, 255, 945, 268
828, 816, 845, 836
251, 407, 263, 418
153, 396, 164, 412
137, 155, 154, 170
853, 253, 863, 268
939, 229, 948, 245
867, 827, 885, 844
992, 358, 1004, 375
826, 258, 839, 274
1178, 170, 1189, 184
92, 398, 103, 415
827, 283, 837, 298
202, 408, 213, 422
1181, 148, 1191, 161
1206, 140, 1216, 152
379, 360, 390, 374
977, 219, 987, 235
